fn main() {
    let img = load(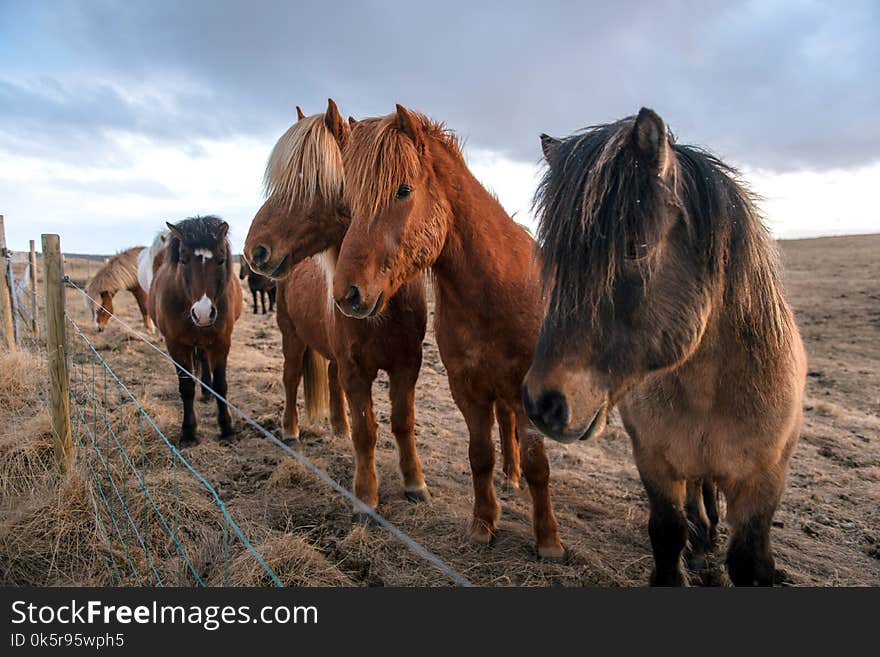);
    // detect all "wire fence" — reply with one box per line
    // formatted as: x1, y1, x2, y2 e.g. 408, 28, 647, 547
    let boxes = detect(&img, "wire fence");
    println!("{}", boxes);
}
2, 240, 472, 587
64, 277, 471, 586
